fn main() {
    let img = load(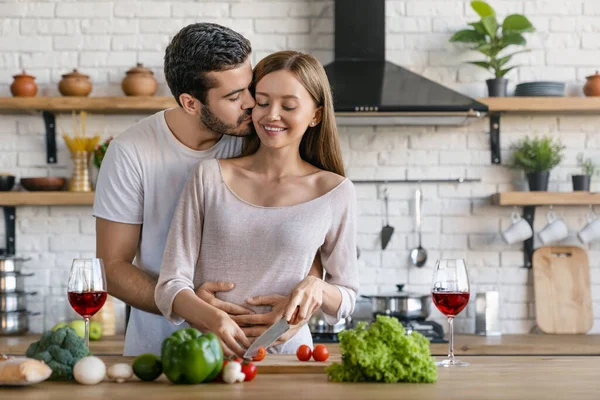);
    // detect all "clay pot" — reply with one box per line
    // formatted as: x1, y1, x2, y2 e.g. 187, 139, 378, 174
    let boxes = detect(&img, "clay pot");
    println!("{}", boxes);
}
58, 69, 92, 97
583, 71, 600, 97
121, 63, 158, 96
10, 70, 37, 97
